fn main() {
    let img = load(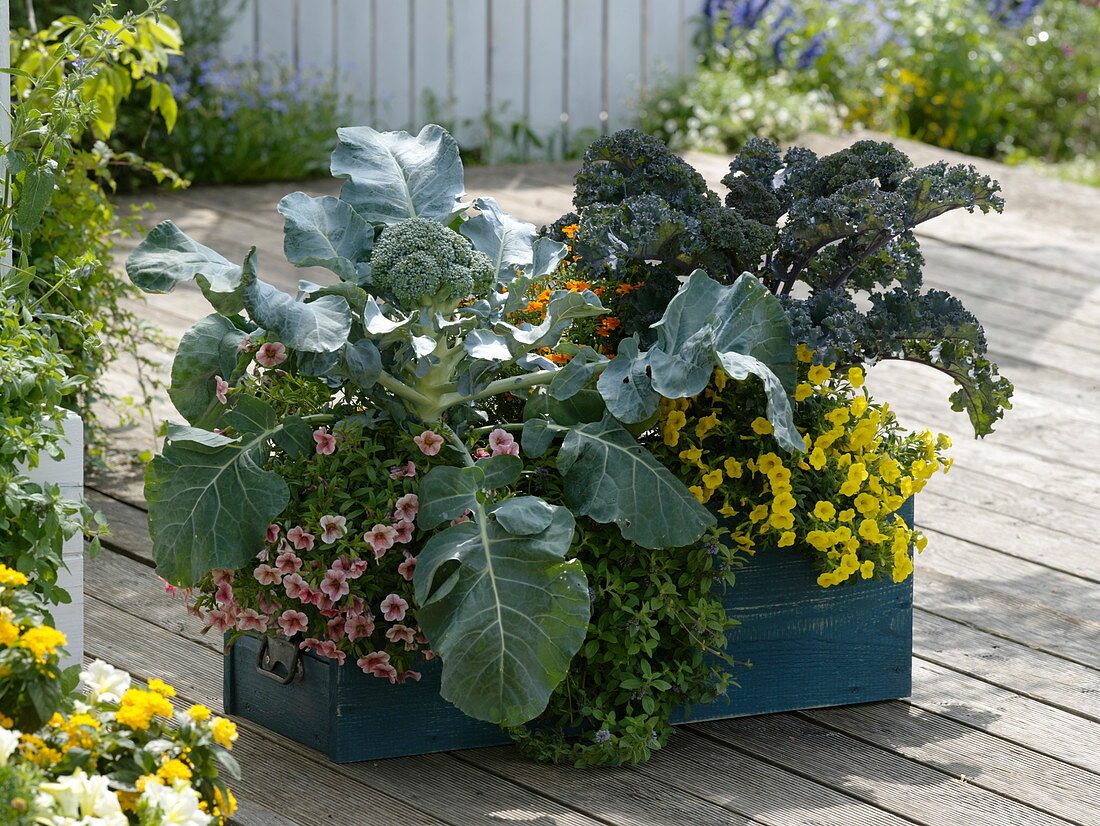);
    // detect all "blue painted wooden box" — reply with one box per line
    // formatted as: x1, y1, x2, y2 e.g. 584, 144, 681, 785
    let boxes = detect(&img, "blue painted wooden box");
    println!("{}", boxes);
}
224, 499, 914, 762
